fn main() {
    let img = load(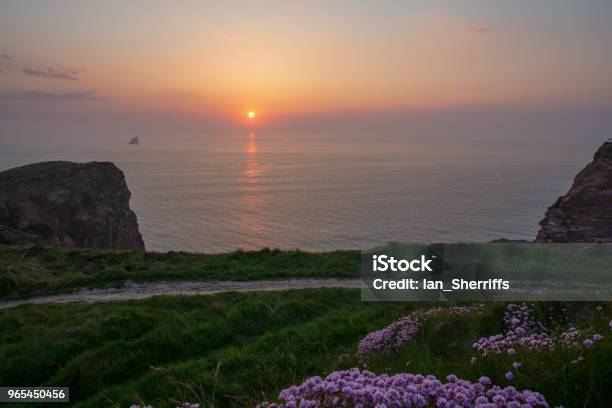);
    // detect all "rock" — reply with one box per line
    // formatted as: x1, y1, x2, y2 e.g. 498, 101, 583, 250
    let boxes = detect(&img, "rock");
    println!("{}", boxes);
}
536, 140, 612, 243
0, 161, 145, 250
129, 137, 139, 145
